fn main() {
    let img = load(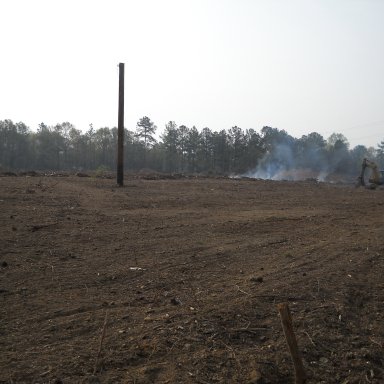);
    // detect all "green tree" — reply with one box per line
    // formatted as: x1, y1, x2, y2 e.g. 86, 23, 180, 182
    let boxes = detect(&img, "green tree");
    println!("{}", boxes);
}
177, 125, 189, 172
136, 116, 157, 168
161, 121, 179, 172
94, 127, 114, 169
261, 126, 294, 151
136, 116, 157, 148
34, 123, 59, 169
84, 124, 97, 169
376, 140, 384, 168
209, 130, 230, 174
296, 132, 326, 170
123, 128, 138, 171
258, 126, 296, 177
244, 128, 263, 172
53, 122, 75, 169
197, 127, 214, 172
327, 133, 349, 149
186, 126, 201, 173
228, 126, 247, 172
326, 133, 351, 174
351, 145, 369, 161
0, 120, 31, 169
